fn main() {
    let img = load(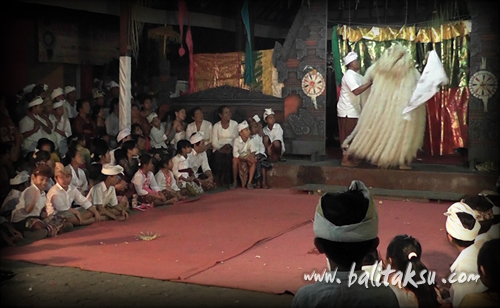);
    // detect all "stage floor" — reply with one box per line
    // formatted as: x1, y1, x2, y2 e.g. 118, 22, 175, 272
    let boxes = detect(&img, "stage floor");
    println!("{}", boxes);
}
1, 189, 456, 296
